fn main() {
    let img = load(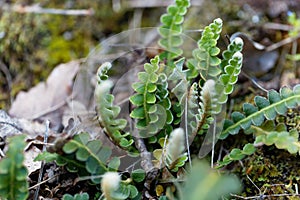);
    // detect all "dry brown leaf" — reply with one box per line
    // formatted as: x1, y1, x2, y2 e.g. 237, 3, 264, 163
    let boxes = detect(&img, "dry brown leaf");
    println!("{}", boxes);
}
9, 61, 80, 130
